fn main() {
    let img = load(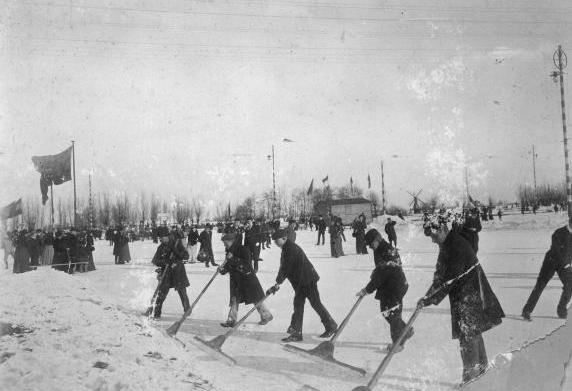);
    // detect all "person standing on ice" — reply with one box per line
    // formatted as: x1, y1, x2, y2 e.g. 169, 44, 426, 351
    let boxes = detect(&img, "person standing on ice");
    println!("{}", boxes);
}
198, 223, 218, 268
356, 229, 412, 353
186, 225, 200, 264
353, 214, 368, 254
219, 232, 273, 327
267, 228, 338, 342
243, 219, 262, 273
522, 219, 572, 320
384, 217, 397, 248
417, 211, 504, 384
151, 226, 191, 319
315, 215, 326, 245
